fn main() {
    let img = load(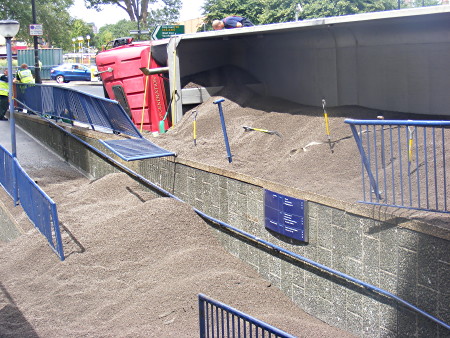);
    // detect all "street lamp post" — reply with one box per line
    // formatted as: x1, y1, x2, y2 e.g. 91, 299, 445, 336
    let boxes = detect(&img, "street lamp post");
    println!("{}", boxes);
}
72, 37, 76, 53
295, 4, 303, 21
77, 36, 83, 63
86, 35, 91, 64
0, 19, 20, 204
